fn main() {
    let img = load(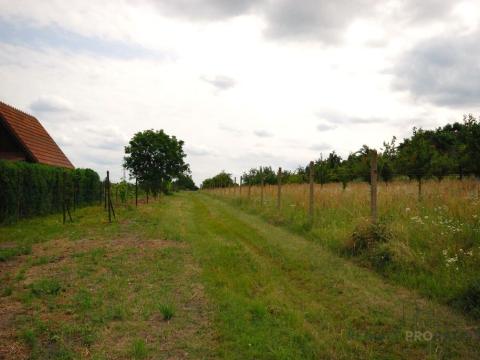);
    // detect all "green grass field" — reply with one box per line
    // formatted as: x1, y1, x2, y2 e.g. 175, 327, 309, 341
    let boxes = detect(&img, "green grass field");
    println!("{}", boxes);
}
1, 192, 479, 359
